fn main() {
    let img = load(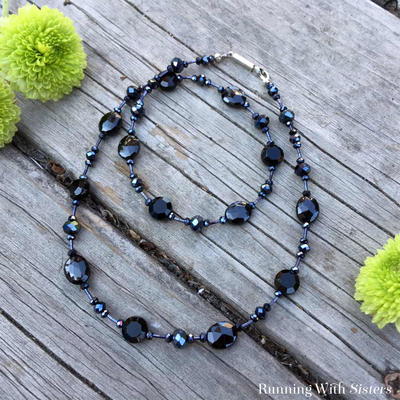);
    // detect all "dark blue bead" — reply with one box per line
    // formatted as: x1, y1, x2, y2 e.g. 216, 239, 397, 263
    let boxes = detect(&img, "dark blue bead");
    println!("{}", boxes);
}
255, 306, 266, 319
99, 112, 122, 135
295, 163, 311, 177
254, 114, 270, 129
94, 302, 106, 314
267, 85, 279, 96
170, 58, 185, 73
126, 86, 141, 101
64, 255, 90, 285
279, 109, 295, 124
172, 329, 188, 348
